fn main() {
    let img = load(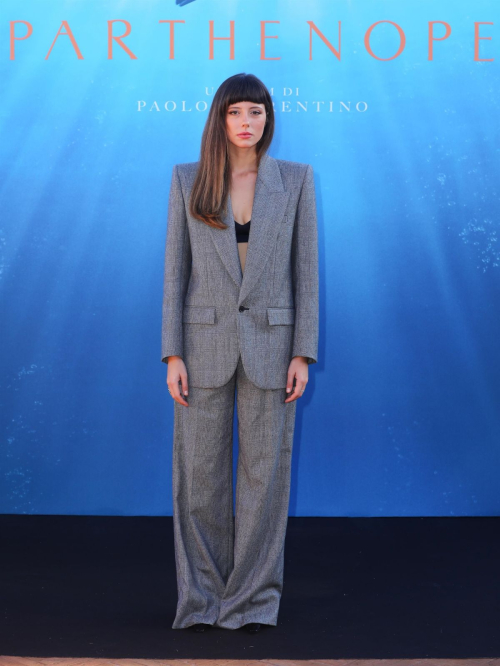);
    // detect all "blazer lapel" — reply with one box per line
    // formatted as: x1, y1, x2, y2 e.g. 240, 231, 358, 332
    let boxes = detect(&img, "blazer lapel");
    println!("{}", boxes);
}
207, 189, 243, 290
208, 152, 290, 306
